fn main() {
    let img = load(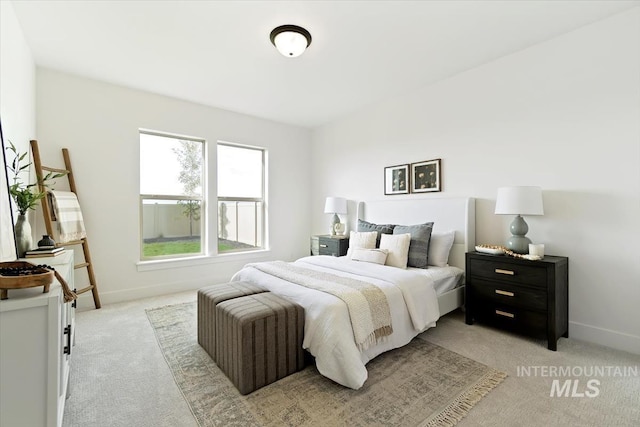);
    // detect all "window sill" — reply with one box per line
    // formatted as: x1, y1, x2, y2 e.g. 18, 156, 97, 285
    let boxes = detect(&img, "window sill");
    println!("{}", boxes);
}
136, 249, 272, 272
